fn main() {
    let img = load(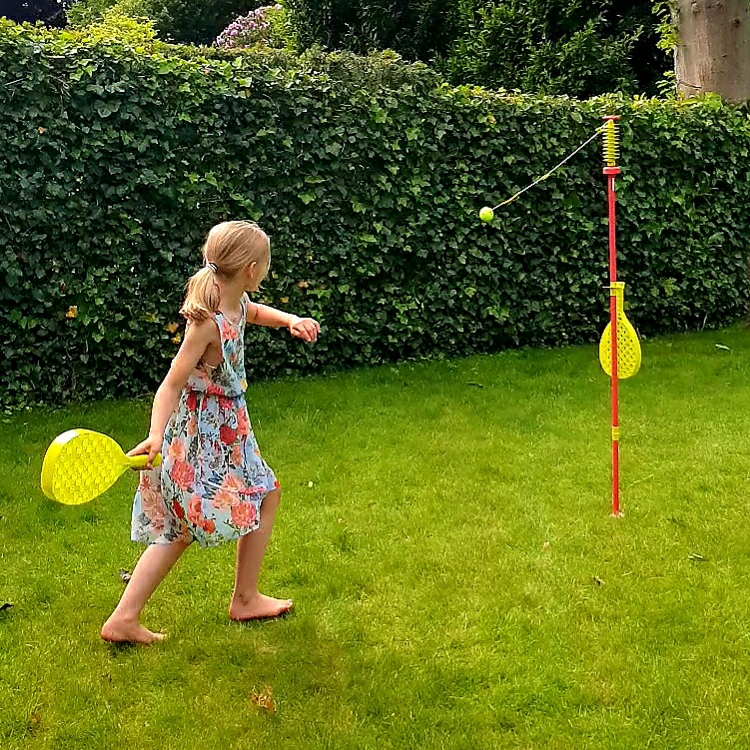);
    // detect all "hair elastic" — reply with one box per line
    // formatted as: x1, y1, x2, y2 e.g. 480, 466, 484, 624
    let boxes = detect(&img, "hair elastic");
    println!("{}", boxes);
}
205, 261, 218, 273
